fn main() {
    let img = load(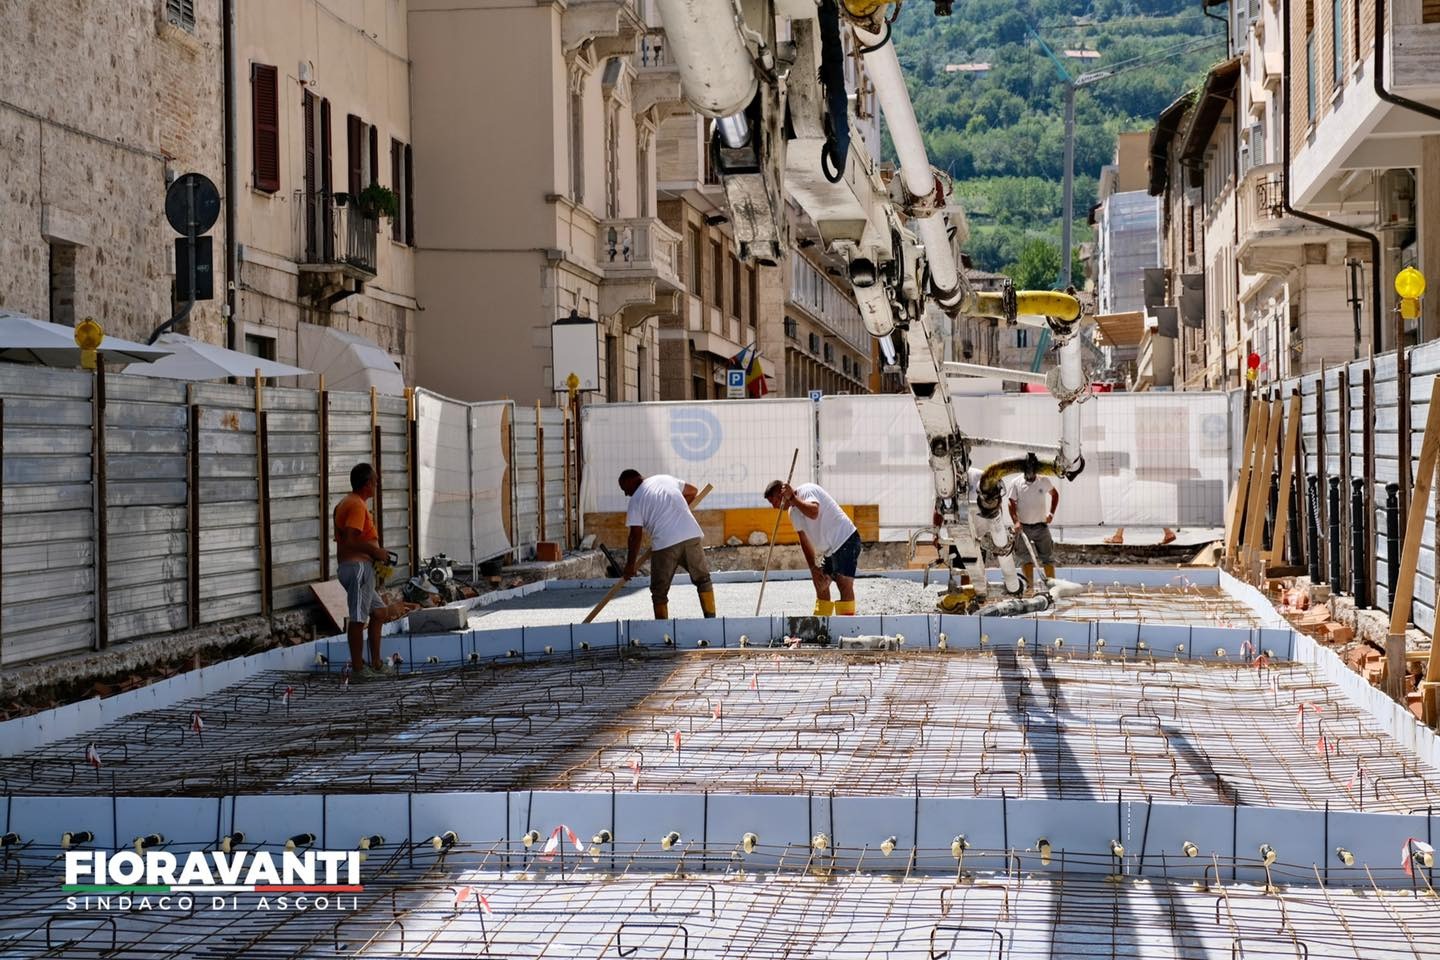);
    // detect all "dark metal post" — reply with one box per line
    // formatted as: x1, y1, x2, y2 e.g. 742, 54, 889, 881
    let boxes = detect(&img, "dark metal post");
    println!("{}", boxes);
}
1385, 482, 1401, 604
1328, 476, 1342, 592
1288, 468, 1303, 566
1266, 471, 1279, 552
1352, 477, 1369, 608
1307, 475, 1322, 582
